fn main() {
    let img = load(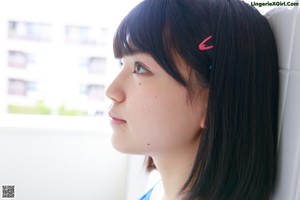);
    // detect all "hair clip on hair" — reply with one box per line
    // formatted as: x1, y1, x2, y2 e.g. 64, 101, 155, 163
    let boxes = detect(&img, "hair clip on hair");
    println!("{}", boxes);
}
198, 35, 213, 51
